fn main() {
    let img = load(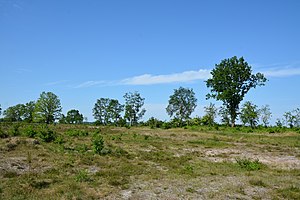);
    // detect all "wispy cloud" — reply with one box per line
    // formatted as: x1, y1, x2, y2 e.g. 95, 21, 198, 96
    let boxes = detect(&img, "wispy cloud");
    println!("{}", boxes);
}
45, 80, 69, 86
261, 67, 300, 77
120, 69, 211, 85
74, 63, 300, 89
75, 80, 113, 88
15, 68, 32, 74
74, 69, 211, 88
